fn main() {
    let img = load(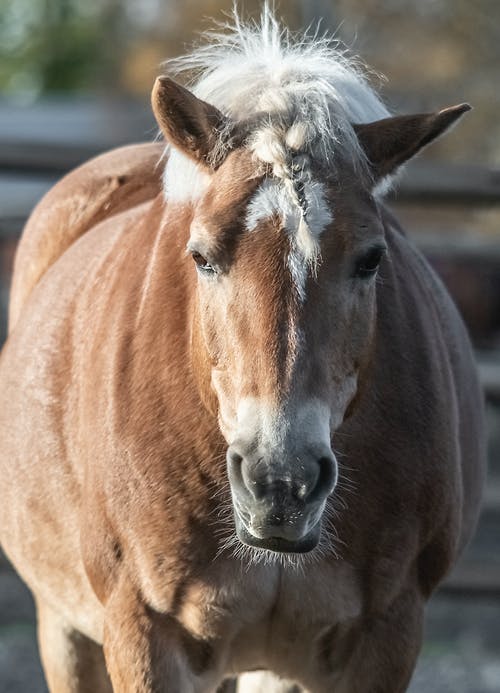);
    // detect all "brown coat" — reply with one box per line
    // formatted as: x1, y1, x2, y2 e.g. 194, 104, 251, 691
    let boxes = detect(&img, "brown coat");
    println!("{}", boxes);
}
0, 141, 485, 693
